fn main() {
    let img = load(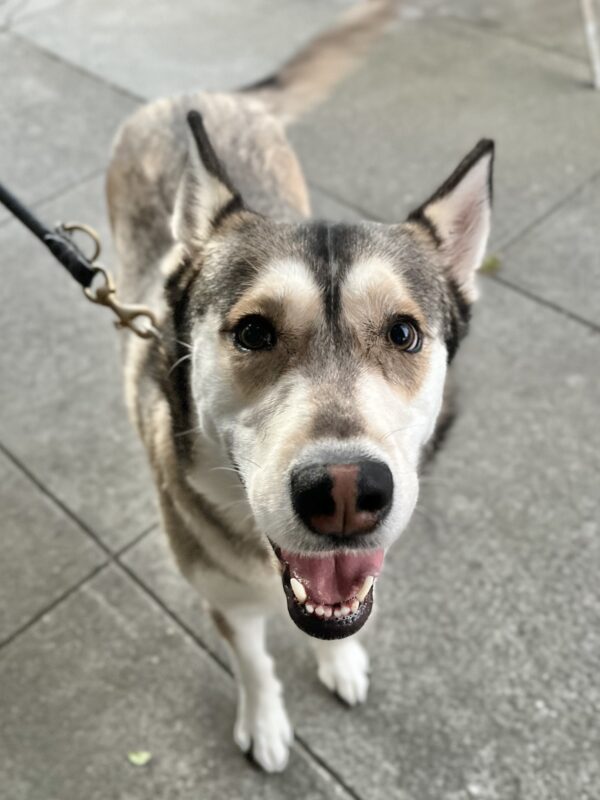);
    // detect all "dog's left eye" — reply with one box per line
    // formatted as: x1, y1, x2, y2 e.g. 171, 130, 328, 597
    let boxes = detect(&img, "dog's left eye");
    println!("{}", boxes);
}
233, 315, 277, 351
388, 318, 422, 353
